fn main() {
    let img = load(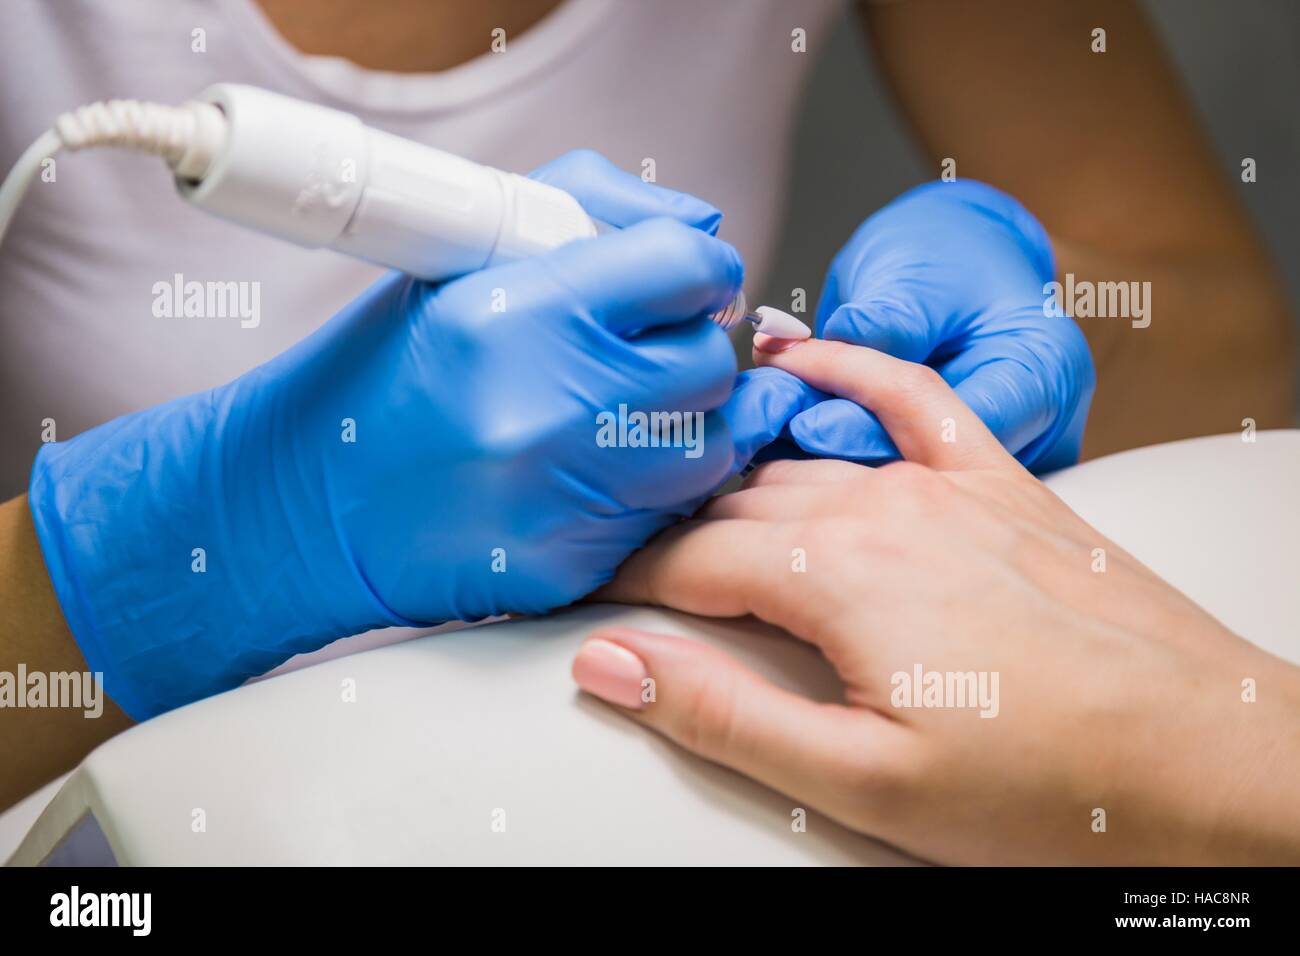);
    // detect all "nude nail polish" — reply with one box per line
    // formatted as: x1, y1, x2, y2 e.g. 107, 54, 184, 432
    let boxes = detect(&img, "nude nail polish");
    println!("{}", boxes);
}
572, 638, 648, 710
753, 332, 804, 354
